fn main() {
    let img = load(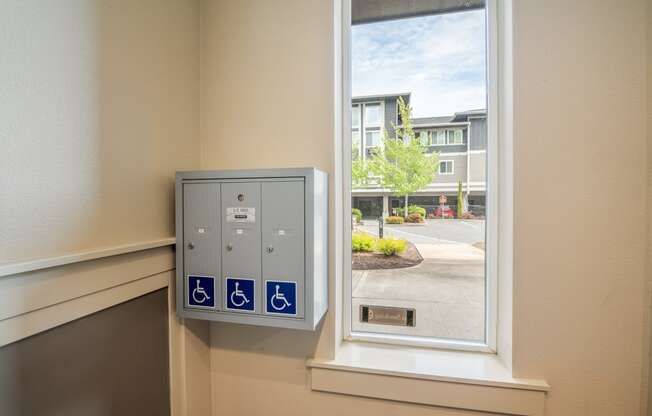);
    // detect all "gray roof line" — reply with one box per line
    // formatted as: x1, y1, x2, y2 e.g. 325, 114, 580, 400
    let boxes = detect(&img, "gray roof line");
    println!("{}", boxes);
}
352, 92, 411, 100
